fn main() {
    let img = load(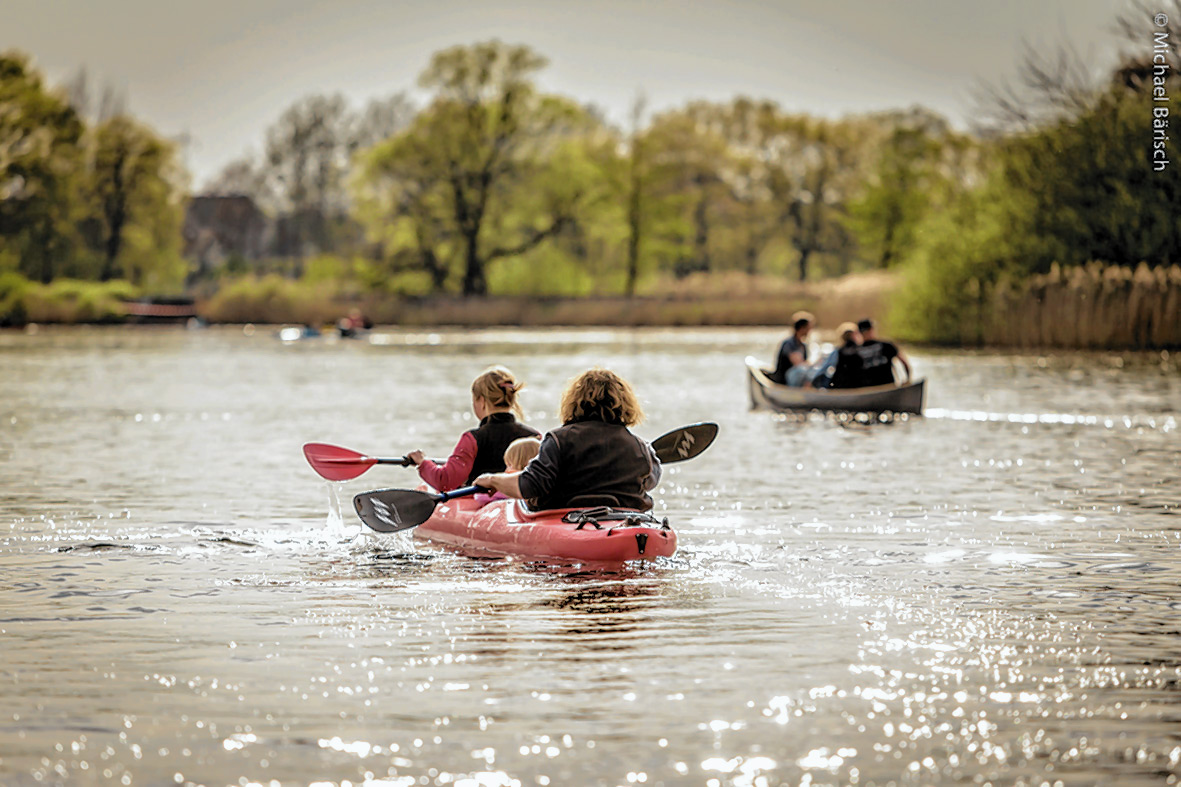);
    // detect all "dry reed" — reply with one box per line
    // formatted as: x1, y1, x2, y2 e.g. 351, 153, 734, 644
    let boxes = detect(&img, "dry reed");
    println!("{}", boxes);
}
971, 263, 1181, 349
